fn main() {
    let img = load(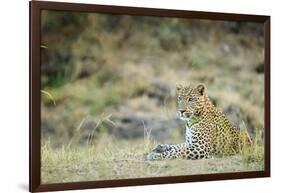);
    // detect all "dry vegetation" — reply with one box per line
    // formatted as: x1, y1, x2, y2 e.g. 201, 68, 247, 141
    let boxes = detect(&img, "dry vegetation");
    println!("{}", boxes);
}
40, 11, 265, 183
42, 129, 264, 184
